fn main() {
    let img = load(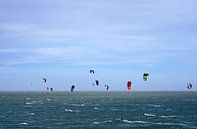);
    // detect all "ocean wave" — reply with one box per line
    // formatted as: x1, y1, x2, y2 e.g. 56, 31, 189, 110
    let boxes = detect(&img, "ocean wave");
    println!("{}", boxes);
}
103, 120, 112, 123
144, 113, 156, 117
1, 95, 5, 98
25, 100, 43, 105
26, 98, 31, 100
123, 120, 150, 124
110, 108, 118, 111
64, 109, 73, 112
160, 115, 177, 118
69, 103, 86, 107
27, 112, 35, 115
166, 108, 172, 111
7, 110, 12, 113
94, 107, 99, 110
93, 122, 100, 124
148, 104, 162, 108
154, 122, 187, 126
121, 120, 189, 128
114, 118, 150, 124
20, 122, 28, 125
25, 102, 32, 105
185, 99, 197, 102
64, 108, 80, 113
182, 122, 197, 128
